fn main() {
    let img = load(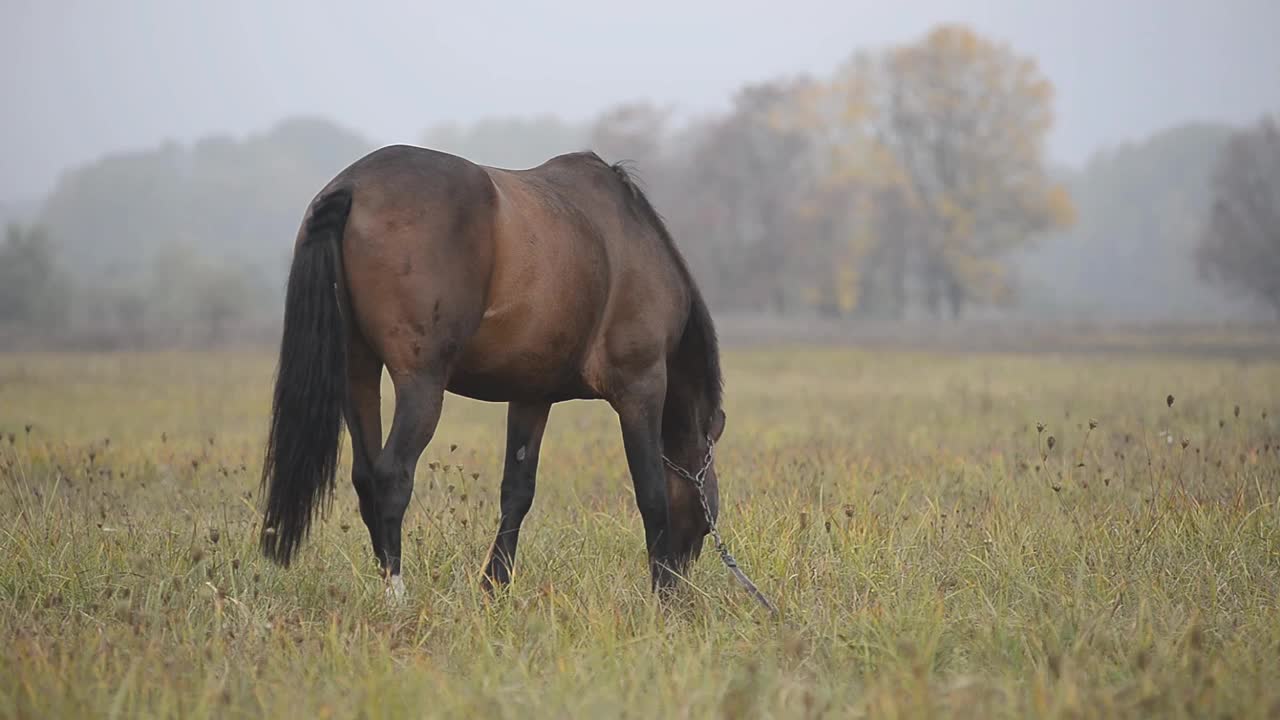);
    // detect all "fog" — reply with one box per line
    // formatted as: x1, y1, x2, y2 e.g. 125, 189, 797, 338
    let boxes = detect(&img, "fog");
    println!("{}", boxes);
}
2, 0, 1279, 348
6, 0, 1278, 198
